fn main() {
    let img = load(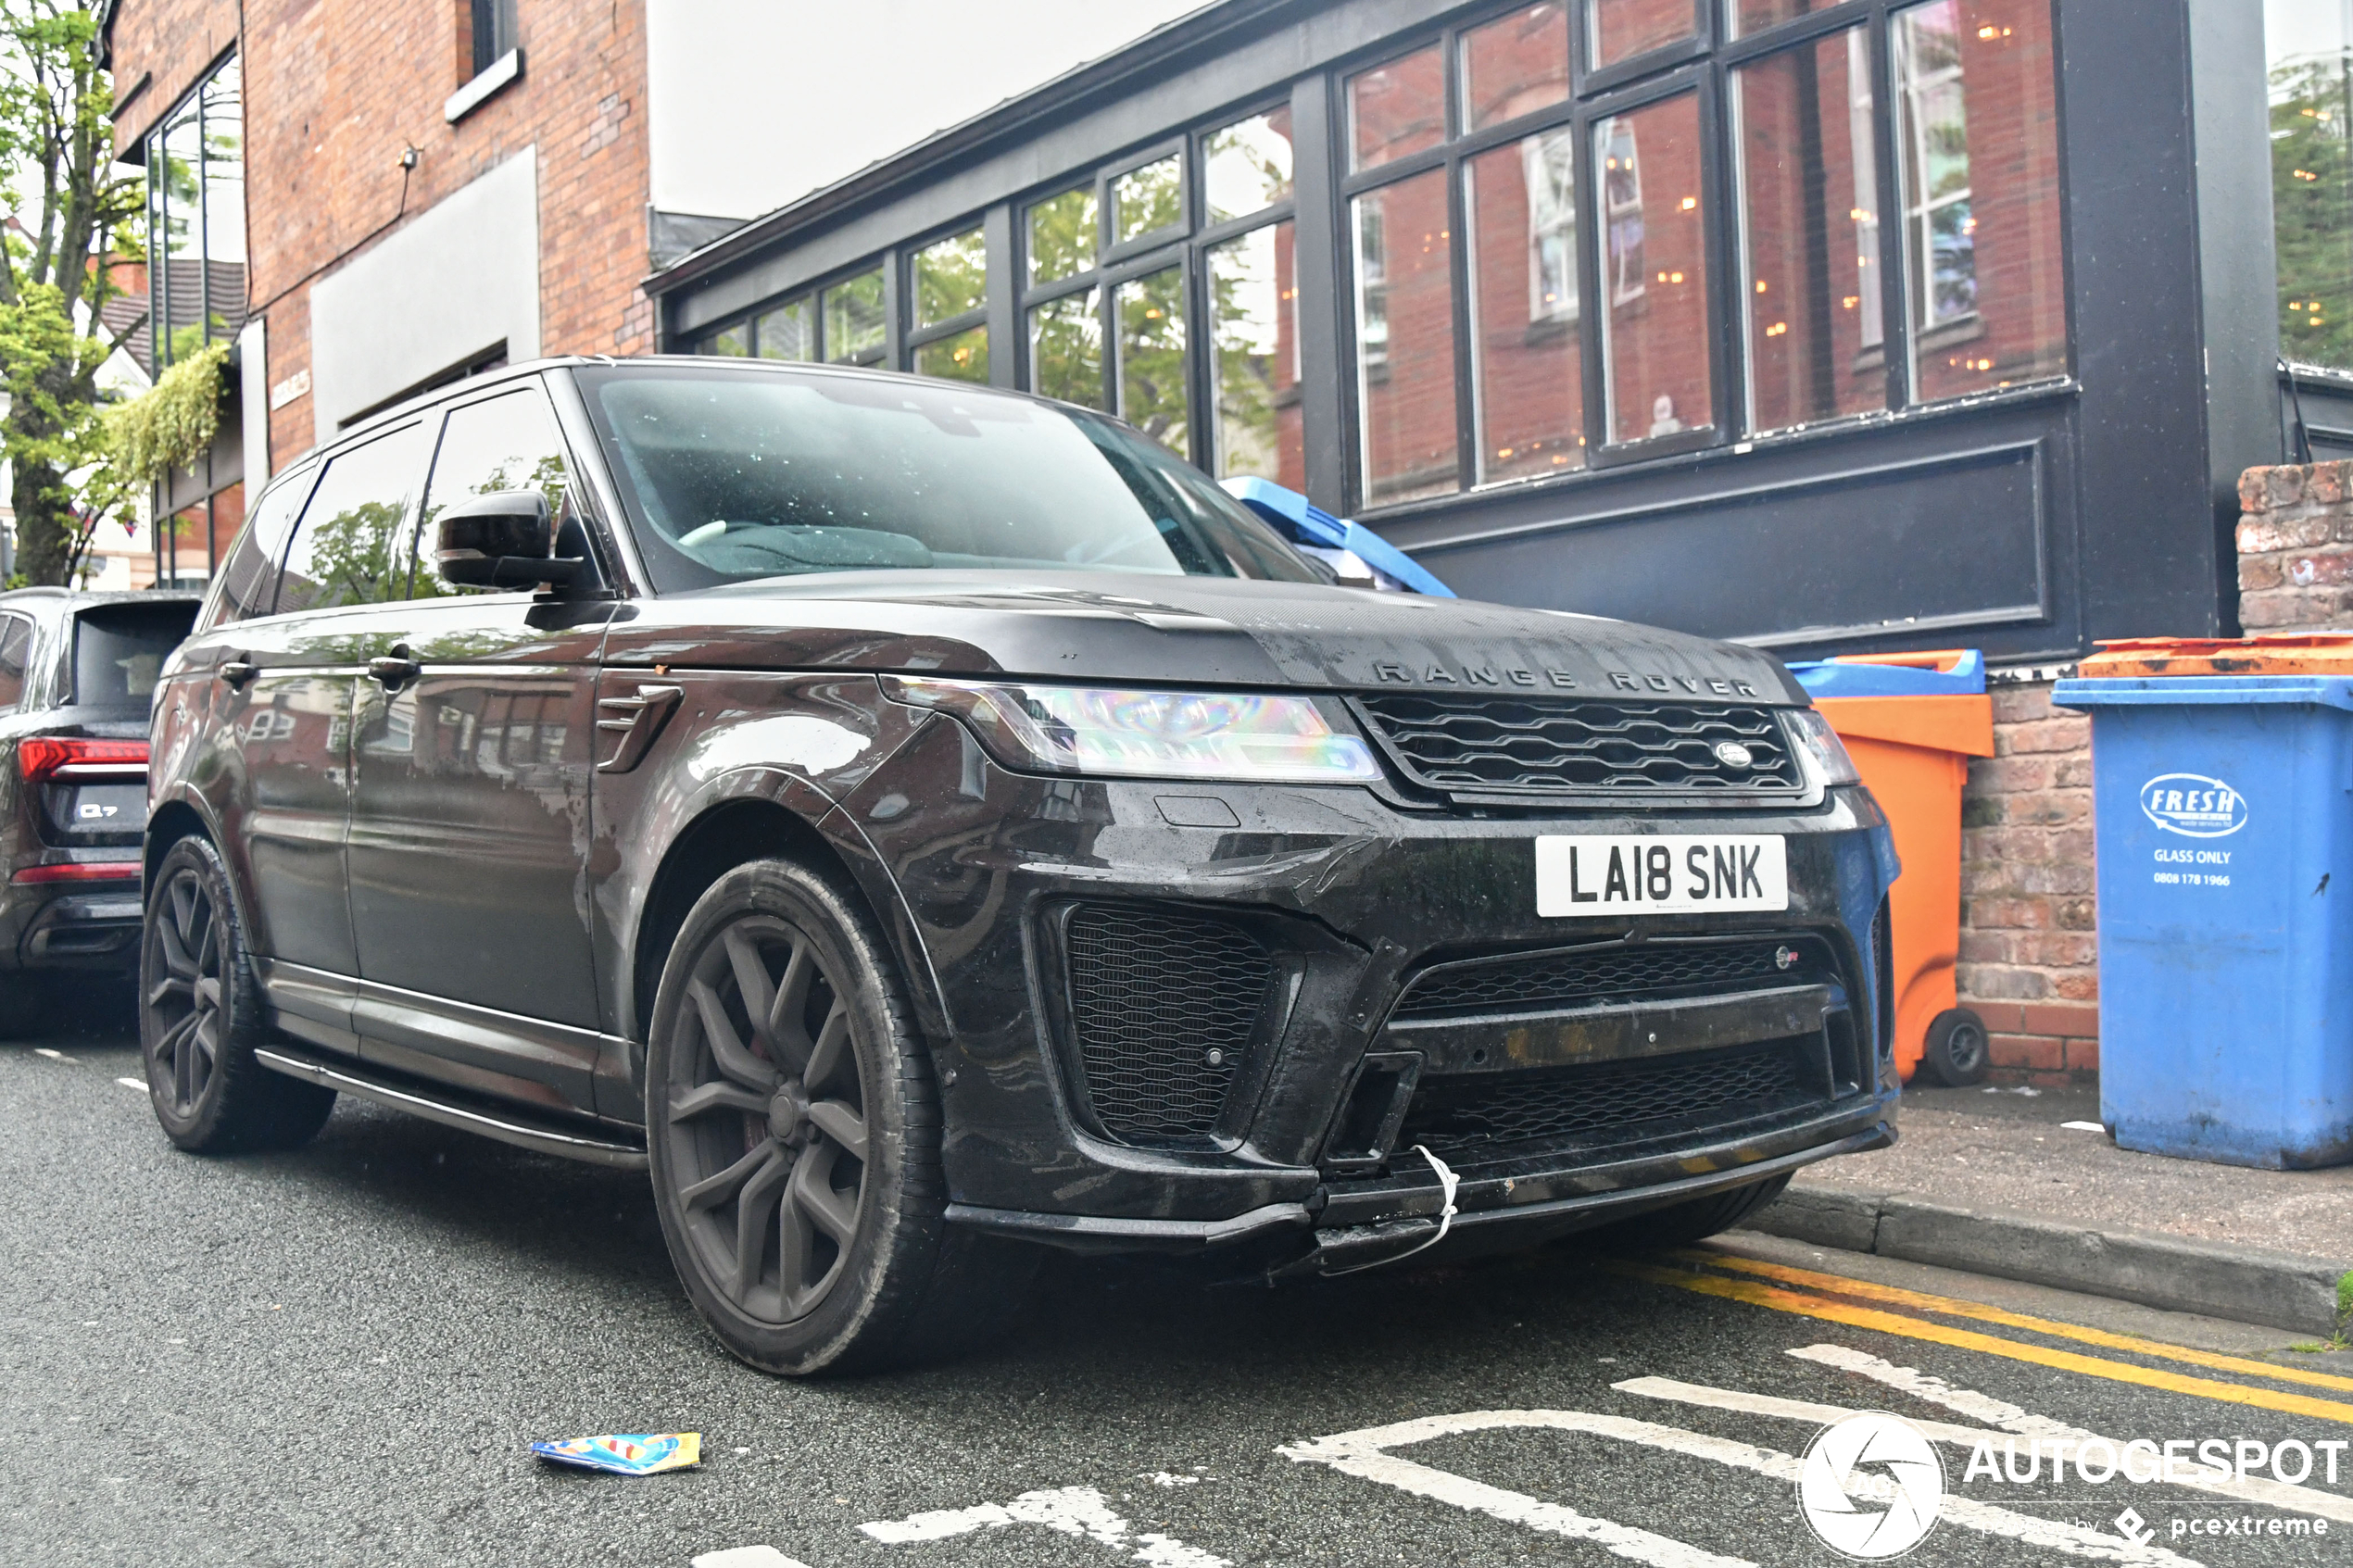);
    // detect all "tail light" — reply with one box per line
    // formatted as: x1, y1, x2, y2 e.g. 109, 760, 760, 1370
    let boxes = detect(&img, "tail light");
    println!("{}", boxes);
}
17, 737, 150, 783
